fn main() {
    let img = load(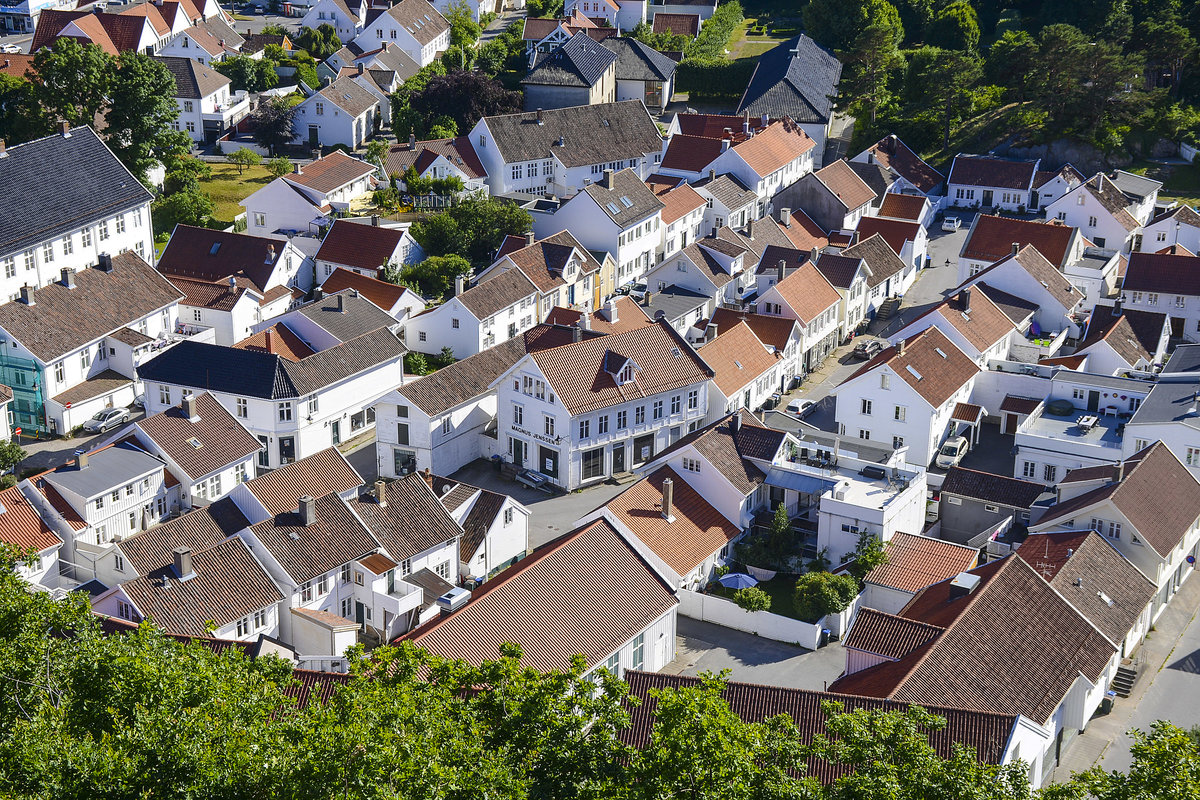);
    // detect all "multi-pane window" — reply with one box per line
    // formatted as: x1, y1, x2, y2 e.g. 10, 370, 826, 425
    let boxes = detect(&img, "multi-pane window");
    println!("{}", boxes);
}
236, 398, 247, 417
598, 415, 609, 434
98, 221, 109, 241
53, 362, 64, 383
62, 235, 73, 255
42, 242, 53, 263
687, 390, 698, 409
682, 457, 701, 473
653, 400, 663, 420
578, 419, 590, 439
543, 414, 555, 437
1043, 464, 1057, 482
1, 257, 13, 278
635, 406, 645, 424
159, 386, 171, 405
306, 394, 318, 415
1187, 447, 1200, 467
512, 404, 523, 426
671, 395, 681, 414
504, 507, 514, 525
115, 216, 125, 234
617, 410, 627, 429
860, 399, 872, 415
631, 632, 645, 670
278, 402, 292, 422
893, 405, 906, 421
